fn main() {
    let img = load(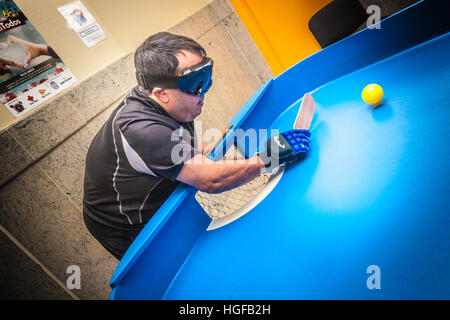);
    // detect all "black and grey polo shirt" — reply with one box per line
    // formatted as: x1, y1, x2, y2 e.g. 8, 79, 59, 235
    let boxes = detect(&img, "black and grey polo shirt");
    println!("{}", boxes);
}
83, 87, 200, 230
